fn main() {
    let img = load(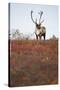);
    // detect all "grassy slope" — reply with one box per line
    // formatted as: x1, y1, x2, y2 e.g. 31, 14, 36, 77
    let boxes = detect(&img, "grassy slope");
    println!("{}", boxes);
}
10, 40, 58, 87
